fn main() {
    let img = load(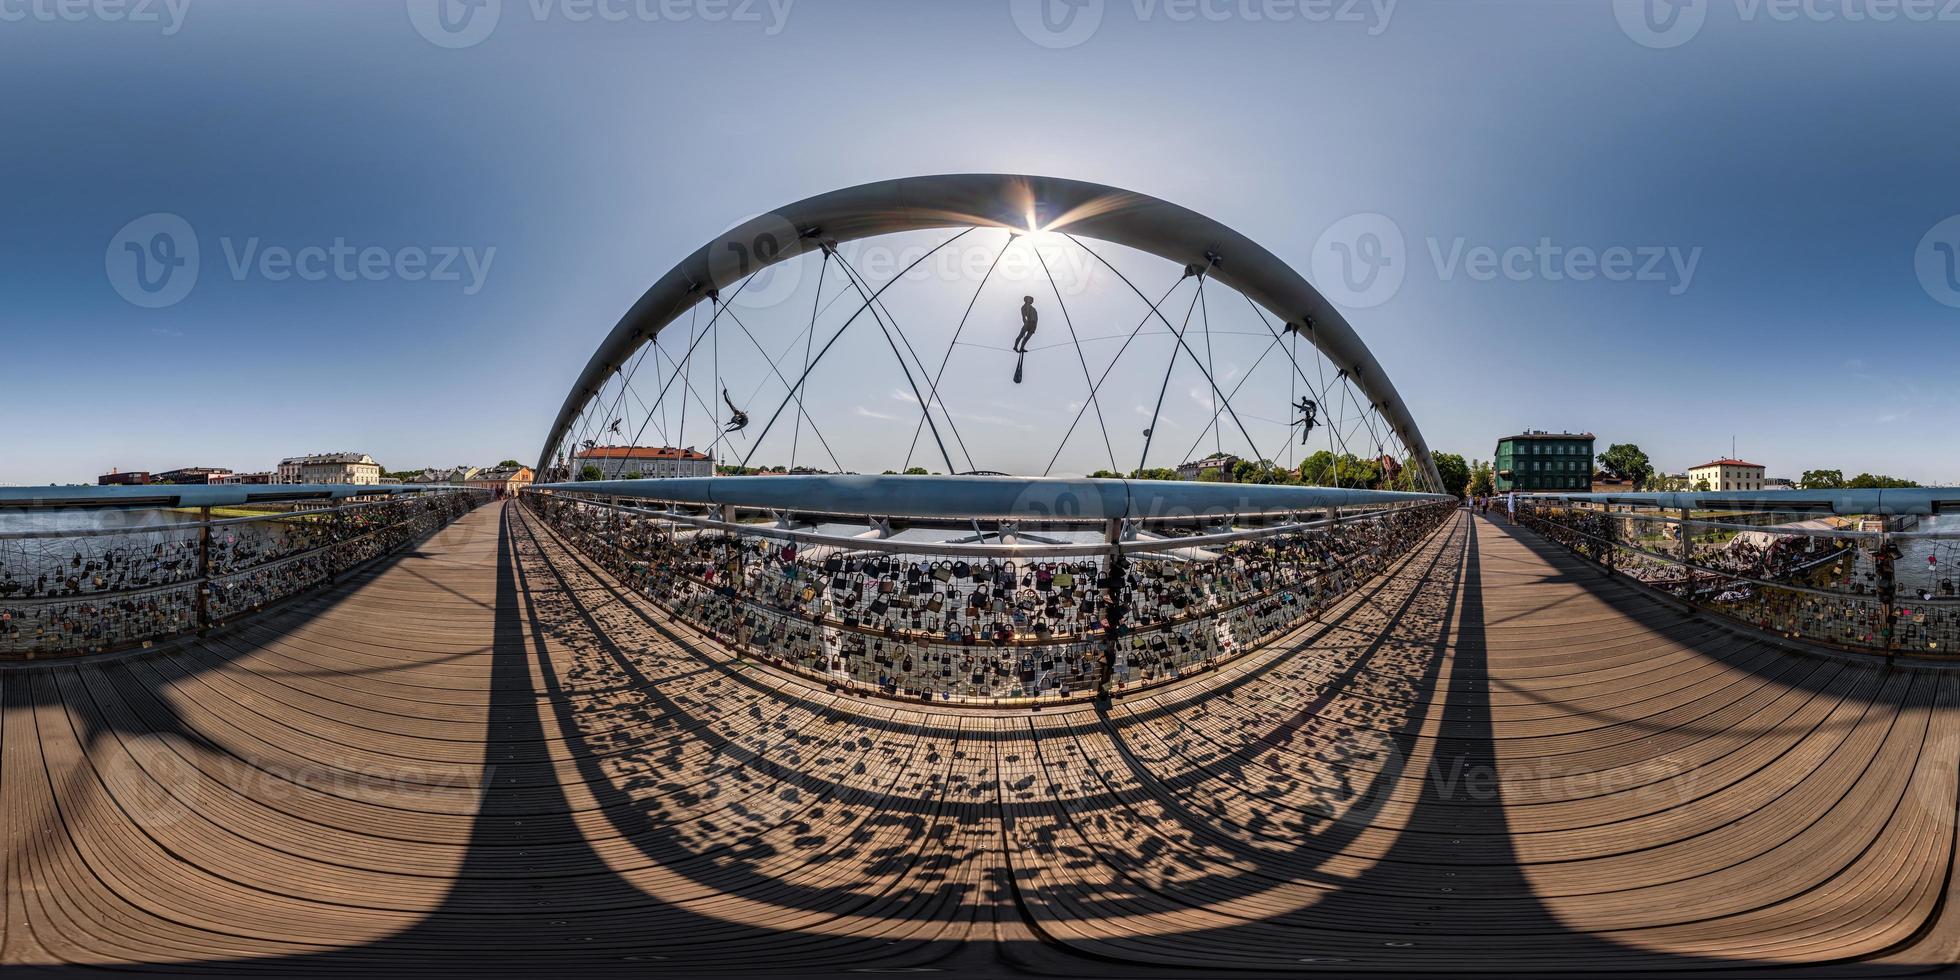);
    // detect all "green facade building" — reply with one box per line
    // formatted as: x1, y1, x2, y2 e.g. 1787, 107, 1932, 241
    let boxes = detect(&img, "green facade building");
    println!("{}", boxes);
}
1494, 430, 1595, 492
